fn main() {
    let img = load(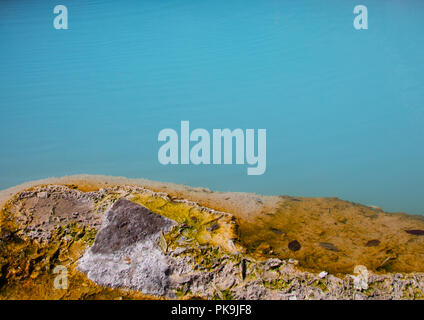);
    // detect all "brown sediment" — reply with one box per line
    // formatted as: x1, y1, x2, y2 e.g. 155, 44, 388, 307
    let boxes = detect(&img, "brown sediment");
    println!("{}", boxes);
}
240, 196, 424, 274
